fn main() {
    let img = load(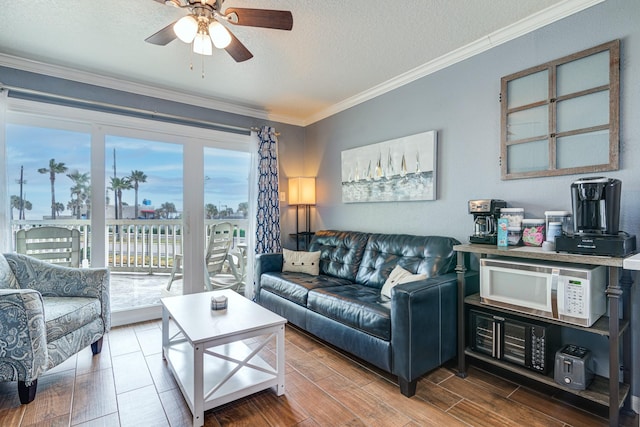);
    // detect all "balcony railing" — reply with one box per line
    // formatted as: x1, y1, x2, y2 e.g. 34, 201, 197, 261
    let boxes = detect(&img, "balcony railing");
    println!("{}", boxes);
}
10, 219, 248, 273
